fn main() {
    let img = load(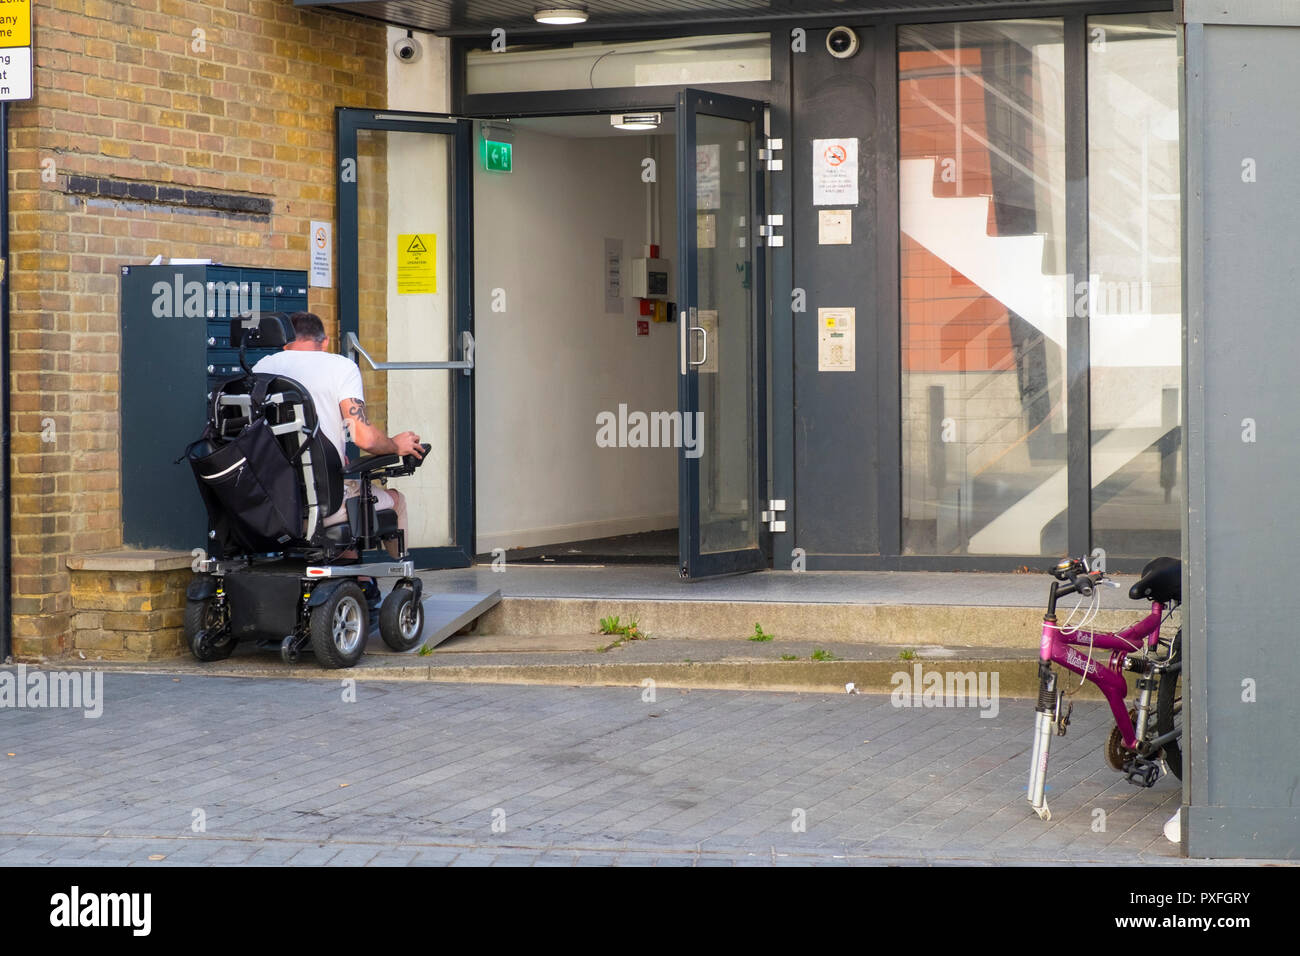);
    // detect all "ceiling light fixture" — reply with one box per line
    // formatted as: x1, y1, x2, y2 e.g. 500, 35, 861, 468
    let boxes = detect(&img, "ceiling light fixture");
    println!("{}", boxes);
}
611, 112, 661, 131
534, 7, 589, 24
